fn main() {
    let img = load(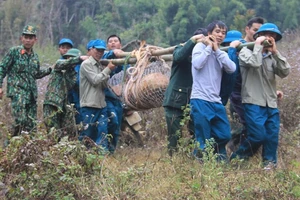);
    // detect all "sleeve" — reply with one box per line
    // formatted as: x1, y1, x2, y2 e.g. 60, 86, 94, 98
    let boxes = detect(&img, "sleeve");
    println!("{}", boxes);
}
0, 48, 14, 87
102, 50, 116, 59
81, 62, 110, 87
191, 43, 212, 70
239, 45, 263, 68
173, 39, 195, 63
227, 47, 238, 65
272, 51, 291, 78
215, 49, 236, 74
35, 54, 52, 79
54, 57, 82, 71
